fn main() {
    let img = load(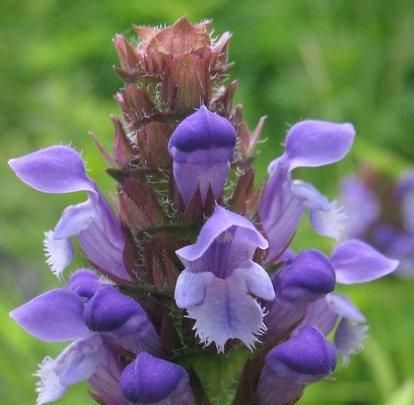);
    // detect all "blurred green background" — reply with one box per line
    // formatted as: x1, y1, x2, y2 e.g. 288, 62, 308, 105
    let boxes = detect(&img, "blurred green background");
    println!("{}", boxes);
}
1, 0, 414, 403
